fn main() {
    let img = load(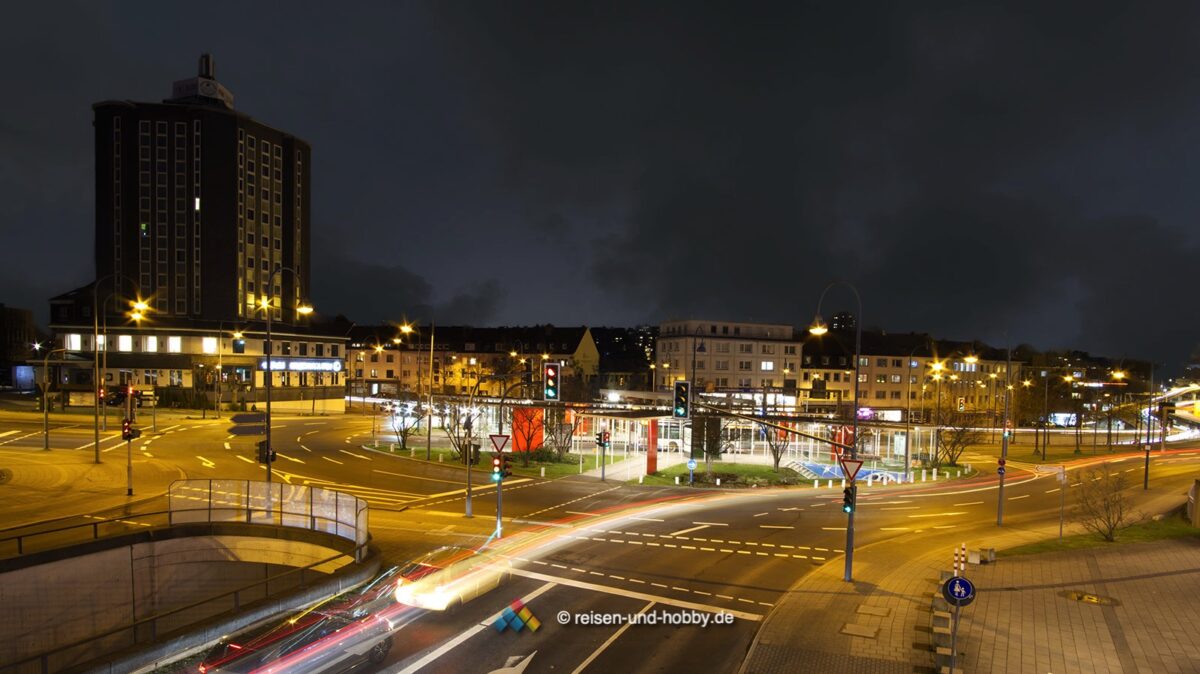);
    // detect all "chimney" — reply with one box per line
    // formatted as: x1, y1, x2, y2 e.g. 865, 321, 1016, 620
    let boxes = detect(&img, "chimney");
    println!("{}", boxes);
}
199, 53, 215, 80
